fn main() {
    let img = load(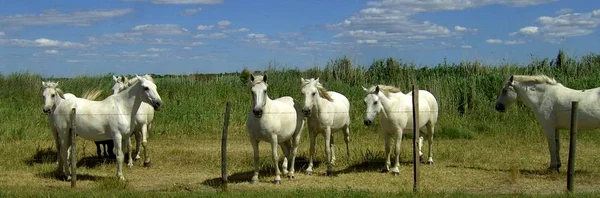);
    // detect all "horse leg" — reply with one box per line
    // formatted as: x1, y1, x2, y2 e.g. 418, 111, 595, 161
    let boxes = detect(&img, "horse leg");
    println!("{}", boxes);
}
289, 129, 301, 179
382, 132, 391, 173
270, 135, 282, 184
125, 137, 133, 168
554, 129, 561, 169
418, 129, 425, 163
426, 123, 435, 165
113, 135, 125, 181
280, 141, 290, 177
250, 138, 260, 184
95, 142, 102, 158
51, 127, 61, 164
391, 130, 404, 176
59, 136, 70, 180
324, 127, 334, 176
343, 125, 351, 161
141, 124, 151, 167
330, 133, 336, 166
306, 129, 317, 175
134, 129, 142, 160
543, 125, 560, 172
